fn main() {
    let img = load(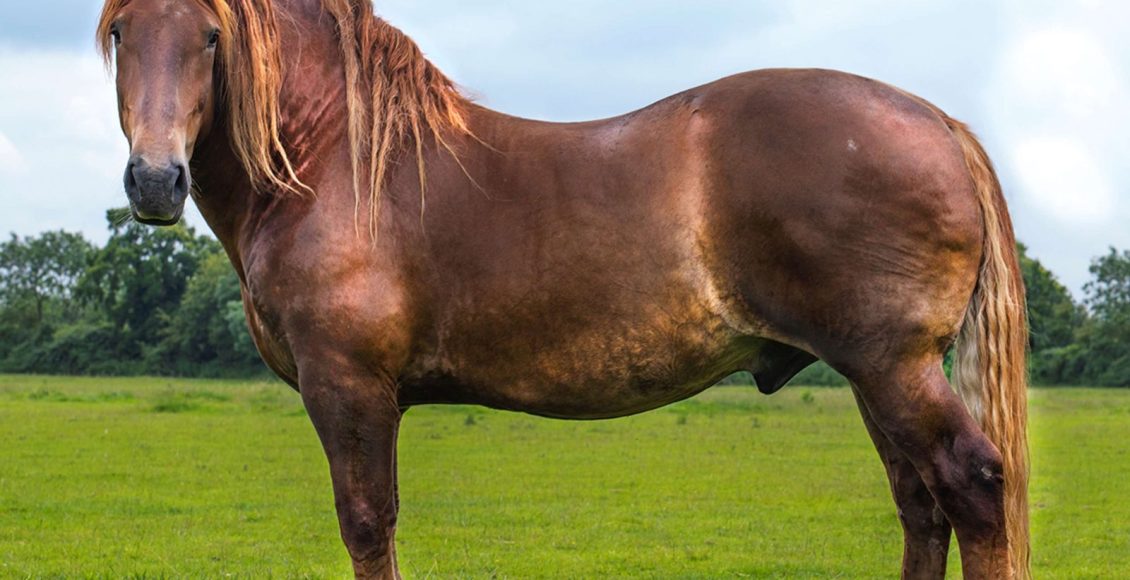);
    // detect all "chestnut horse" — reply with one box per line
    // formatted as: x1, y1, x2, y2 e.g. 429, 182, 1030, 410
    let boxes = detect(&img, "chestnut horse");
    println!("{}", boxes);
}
98, 0, 1029, 577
